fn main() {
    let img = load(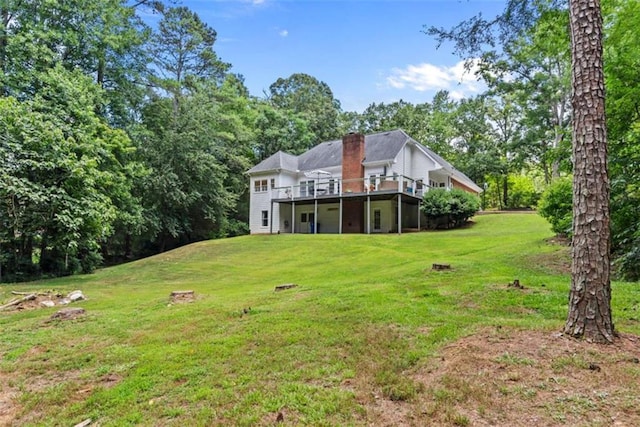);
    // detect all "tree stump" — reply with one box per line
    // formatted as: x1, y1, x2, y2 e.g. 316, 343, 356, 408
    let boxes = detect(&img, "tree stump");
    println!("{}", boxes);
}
432, 263, 451, 270
508, 279, 525, 289
49, 307, 85, 321
275, 284, 298, 291
170, 290, 195, 303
